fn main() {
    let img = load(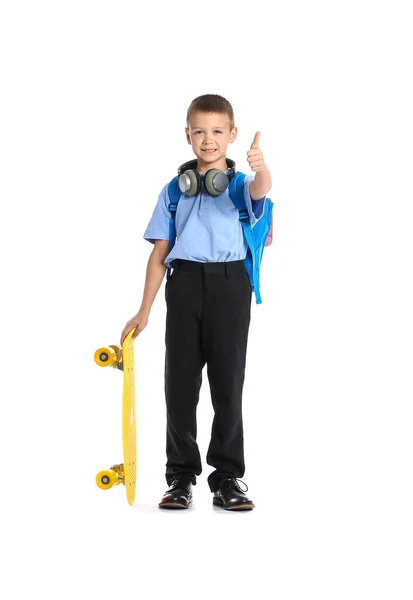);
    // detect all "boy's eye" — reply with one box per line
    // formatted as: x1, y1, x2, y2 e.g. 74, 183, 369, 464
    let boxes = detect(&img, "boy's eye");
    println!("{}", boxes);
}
193, 130, 223, 134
